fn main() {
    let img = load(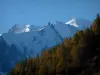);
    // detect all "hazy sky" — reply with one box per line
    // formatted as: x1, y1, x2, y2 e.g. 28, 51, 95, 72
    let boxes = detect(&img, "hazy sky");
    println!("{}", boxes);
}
0, 0, 100, 33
